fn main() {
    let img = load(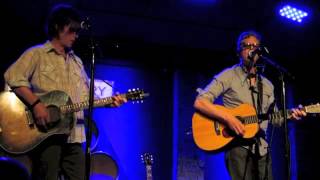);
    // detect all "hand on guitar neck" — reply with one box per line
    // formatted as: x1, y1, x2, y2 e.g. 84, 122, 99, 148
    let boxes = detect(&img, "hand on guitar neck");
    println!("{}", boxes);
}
290, 104, 307, 120
108, 92, 128, 107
